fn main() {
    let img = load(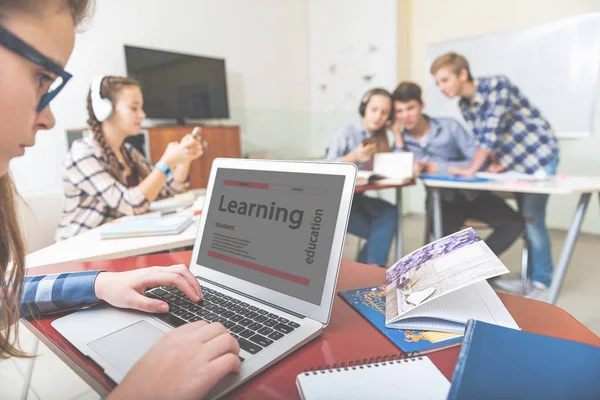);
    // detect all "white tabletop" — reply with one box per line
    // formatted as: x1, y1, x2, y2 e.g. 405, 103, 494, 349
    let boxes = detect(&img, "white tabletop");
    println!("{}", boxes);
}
25, 216, 200, 269
421, 175, 600, 195
25, 190, 206, 269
